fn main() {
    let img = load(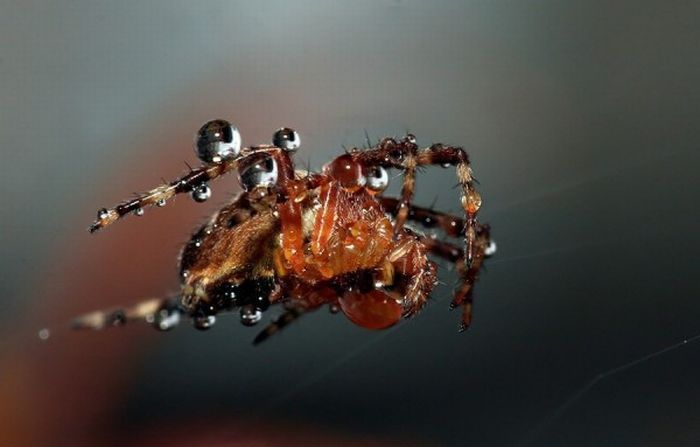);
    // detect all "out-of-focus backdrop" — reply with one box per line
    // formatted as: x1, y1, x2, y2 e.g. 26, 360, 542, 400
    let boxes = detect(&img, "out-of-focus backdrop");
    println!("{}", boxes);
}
1, 2, 698, 446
